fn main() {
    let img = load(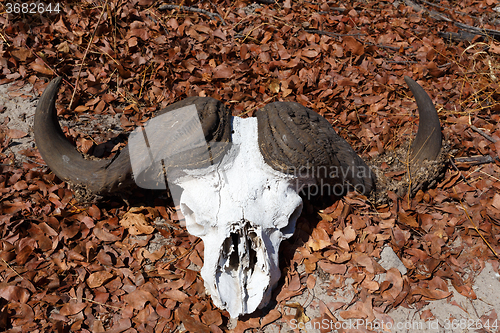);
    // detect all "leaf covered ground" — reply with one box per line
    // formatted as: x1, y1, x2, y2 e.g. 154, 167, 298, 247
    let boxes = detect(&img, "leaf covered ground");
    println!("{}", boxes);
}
1, 0, 500, 332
